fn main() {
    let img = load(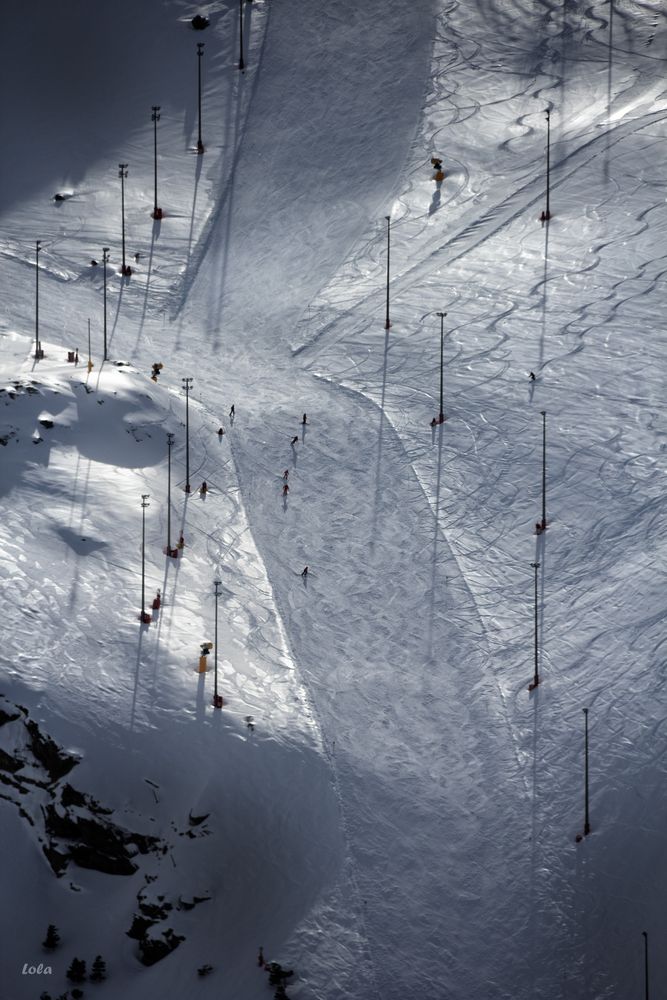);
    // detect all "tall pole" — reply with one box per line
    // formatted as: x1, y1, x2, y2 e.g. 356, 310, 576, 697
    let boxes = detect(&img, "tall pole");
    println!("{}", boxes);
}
642, 931, 649, 1000
102, 248, 110, 361
140, 494, 150, 622
544, 108, 551, 222
437, 311, 447, 423
196, 43, 205, 154
384, 215, 391, 330
34, 240, 42, 359
118, 164, 131, 276
182, 377, 193, 493
541, 409, 547, 529
166, 432, 174, 553
151, 106, 162, 220
213, 579, 222, 707
238, 0, 245, 71
583, 707, 591, 836
529, 561, 540, 691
